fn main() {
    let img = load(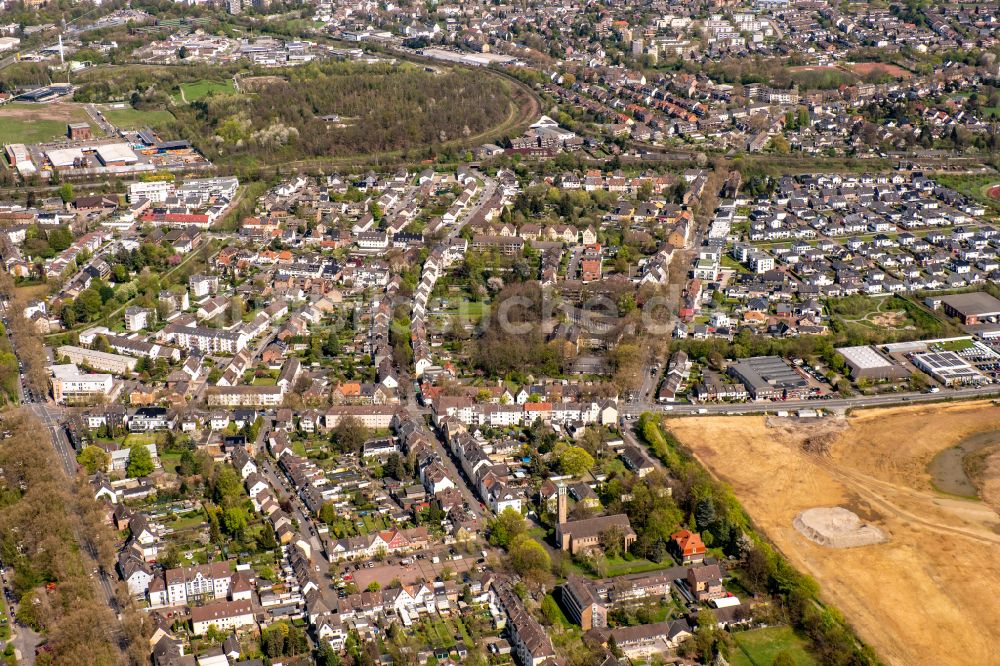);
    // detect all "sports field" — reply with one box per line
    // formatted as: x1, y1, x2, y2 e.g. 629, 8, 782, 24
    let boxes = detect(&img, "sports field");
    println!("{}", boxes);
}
0, 102, 94, 144
101, 107, 175, 130
174, 79, 235, 104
